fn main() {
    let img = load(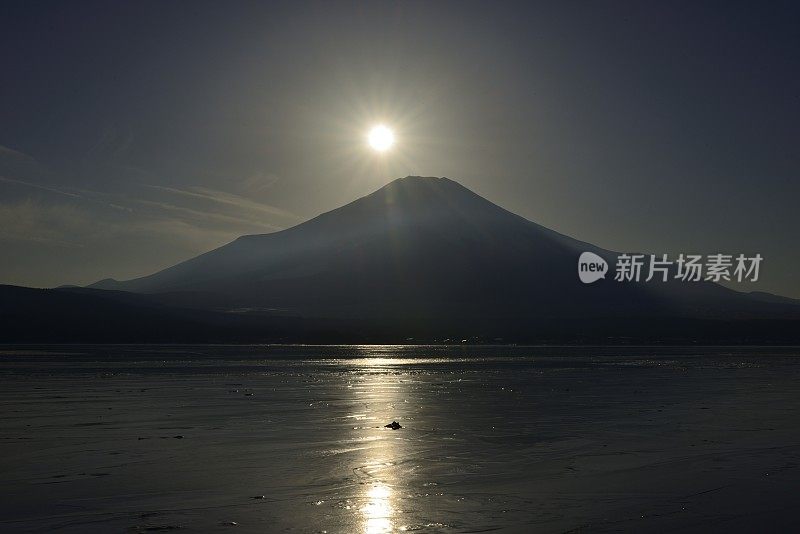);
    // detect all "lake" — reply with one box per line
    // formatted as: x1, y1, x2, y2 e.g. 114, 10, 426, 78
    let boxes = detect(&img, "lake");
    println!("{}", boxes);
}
1, 345, 798, 533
